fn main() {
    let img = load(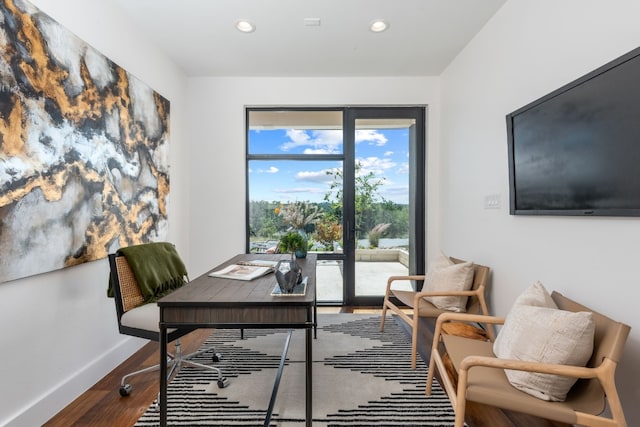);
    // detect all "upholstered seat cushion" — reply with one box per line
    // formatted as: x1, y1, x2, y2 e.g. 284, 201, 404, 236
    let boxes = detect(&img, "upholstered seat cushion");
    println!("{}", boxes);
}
444, 334, 582, 424
392, 289, 448, 317
120, 303, 162, 332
